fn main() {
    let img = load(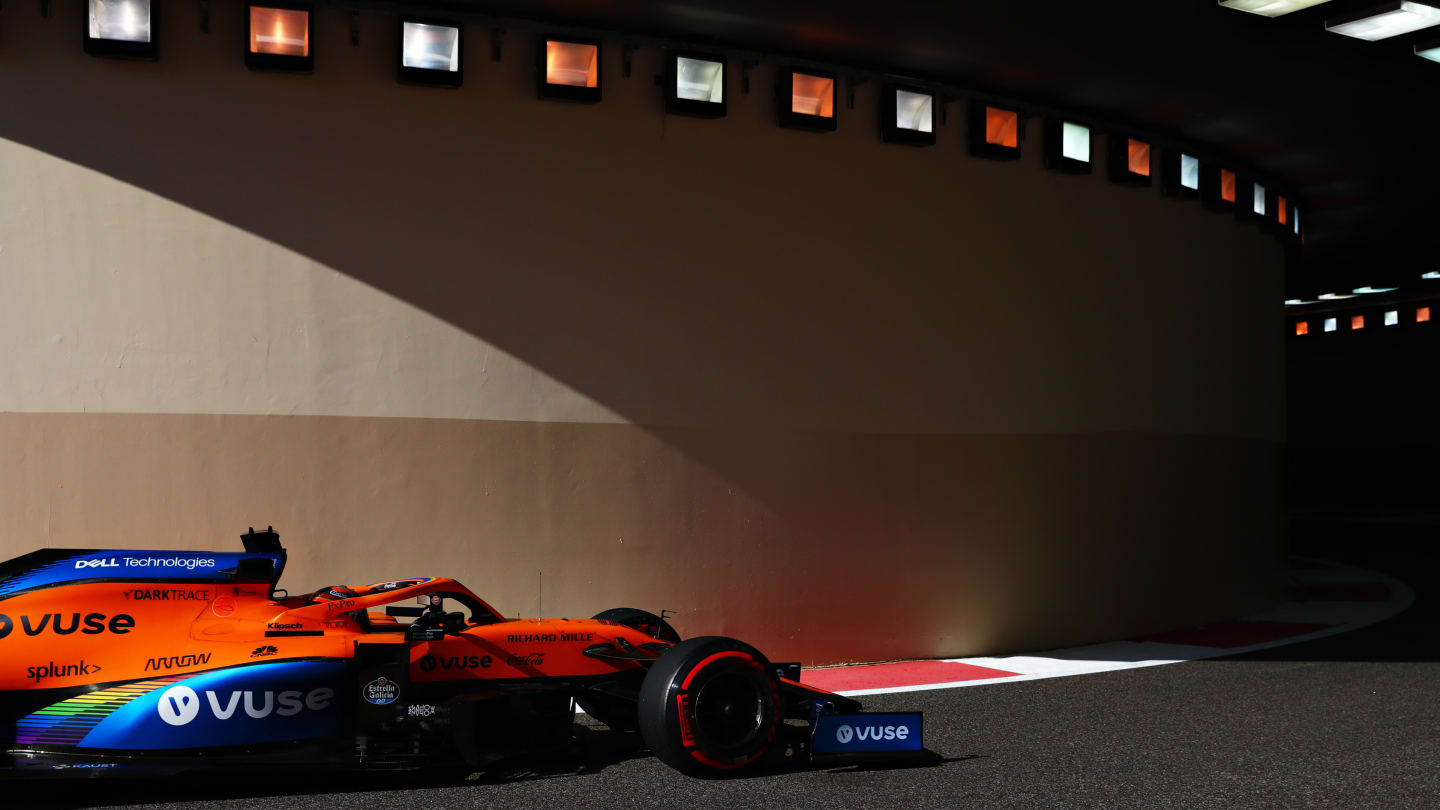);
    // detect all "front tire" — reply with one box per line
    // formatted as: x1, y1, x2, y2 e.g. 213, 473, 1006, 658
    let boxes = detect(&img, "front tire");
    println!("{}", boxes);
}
637, 636, 781, 778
